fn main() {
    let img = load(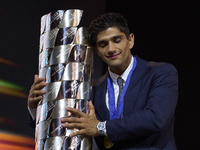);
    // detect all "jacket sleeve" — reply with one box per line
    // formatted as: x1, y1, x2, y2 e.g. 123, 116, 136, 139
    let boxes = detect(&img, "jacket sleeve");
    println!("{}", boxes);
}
106, 63, 179, 142
28, 111, 36, 129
